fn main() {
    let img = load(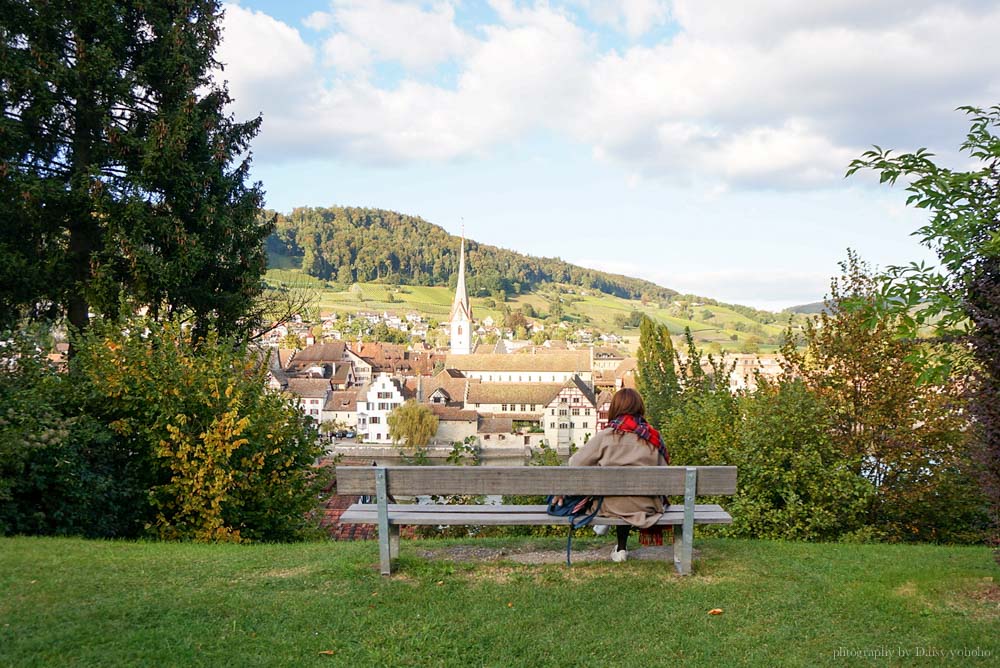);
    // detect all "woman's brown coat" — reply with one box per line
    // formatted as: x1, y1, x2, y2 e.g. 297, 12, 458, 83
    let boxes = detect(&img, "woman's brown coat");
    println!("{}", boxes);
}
567, 427, 665, 528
